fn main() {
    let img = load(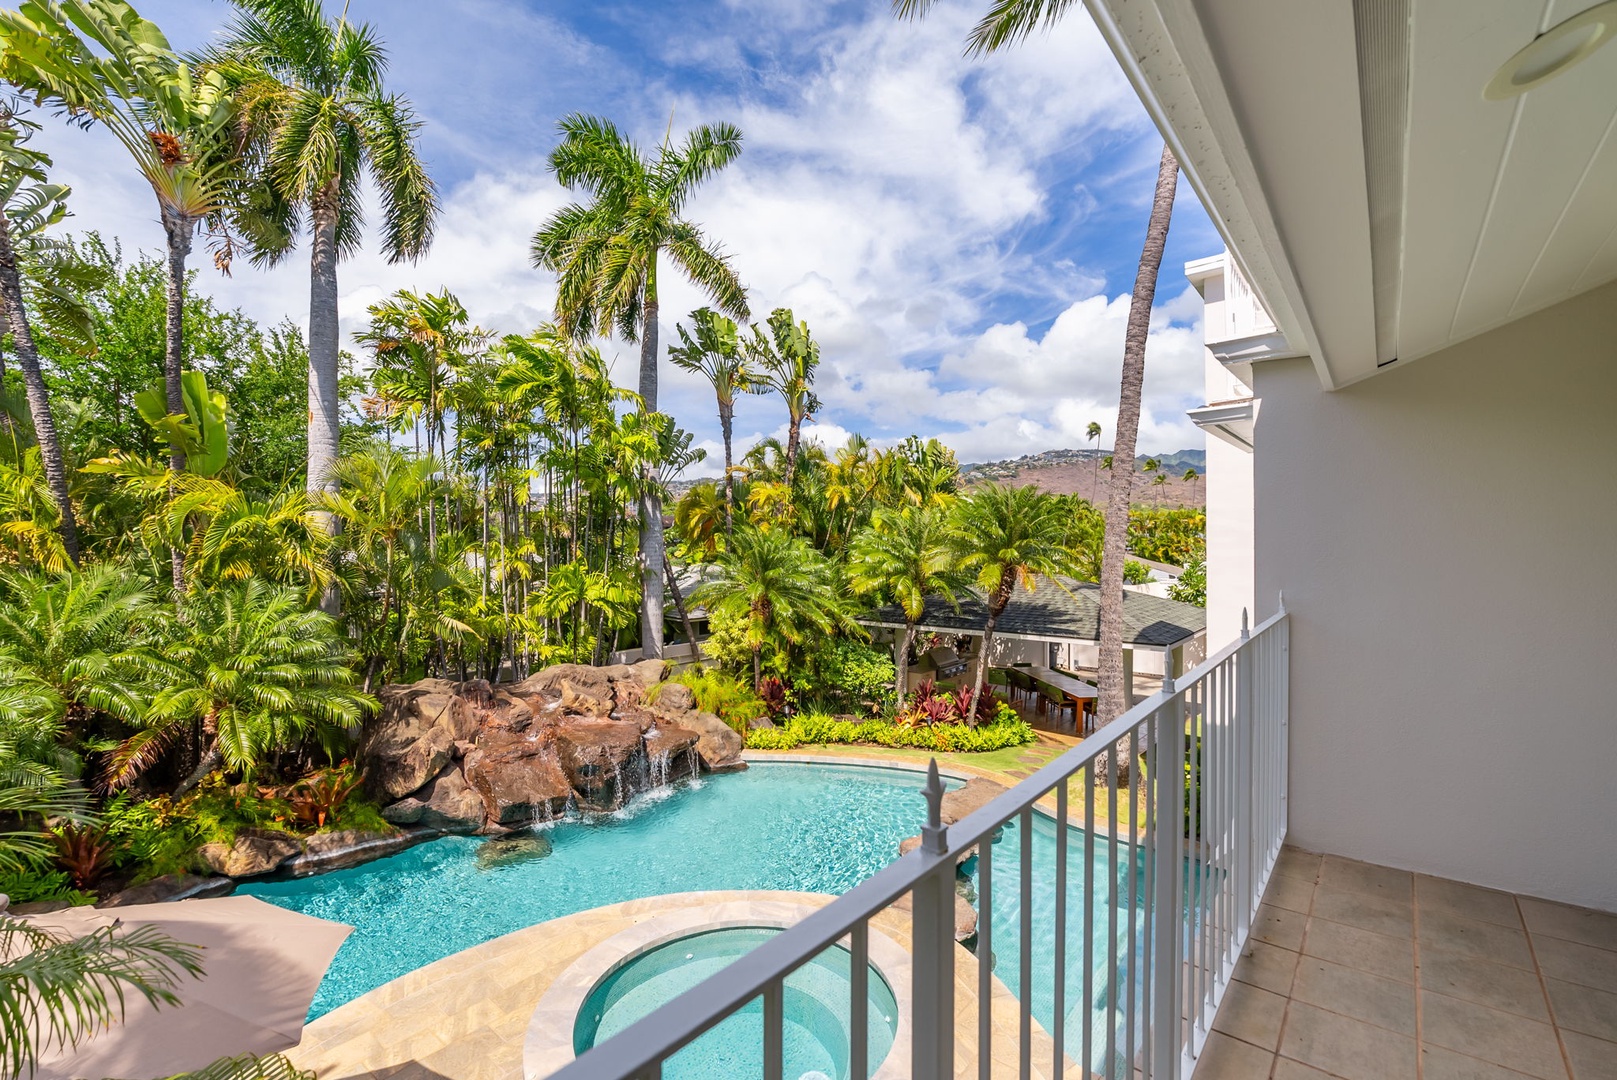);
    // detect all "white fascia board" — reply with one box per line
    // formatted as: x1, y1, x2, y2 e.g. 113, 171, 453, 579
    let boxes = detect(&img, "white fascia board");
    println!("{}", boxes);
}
1084, 0, 1337, 390
1187, 399, 1256, 451
1210, 330, 1308, 366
